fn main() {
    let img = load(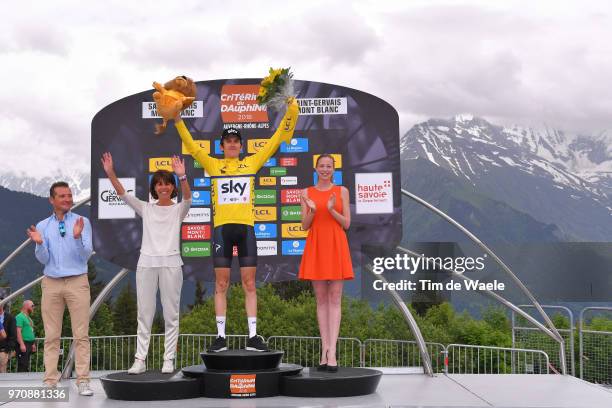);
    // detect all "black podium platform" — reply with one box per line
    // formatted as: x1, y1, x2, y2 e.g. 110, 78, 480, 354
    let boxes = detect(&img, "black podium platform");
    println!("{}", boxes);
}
100, 370, 203, 401
100, 348, 382, 400
281, 367, 383, 397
